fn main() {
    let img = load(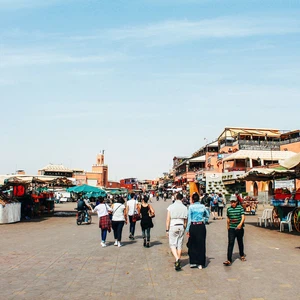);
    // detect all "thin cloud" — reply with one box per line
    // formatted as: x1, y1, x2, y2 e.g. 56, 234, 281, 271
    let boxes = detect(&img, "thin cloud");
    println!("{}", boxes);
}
72, 16, 300, 46
0, 0, 79, 10
0, 50, 128, 67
